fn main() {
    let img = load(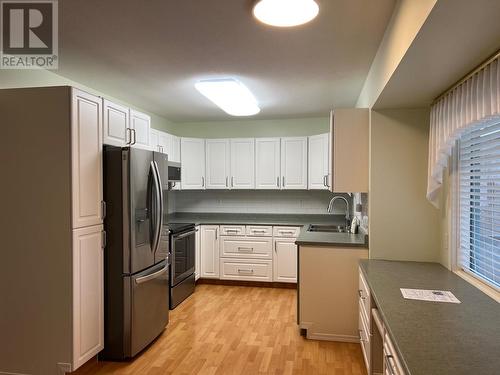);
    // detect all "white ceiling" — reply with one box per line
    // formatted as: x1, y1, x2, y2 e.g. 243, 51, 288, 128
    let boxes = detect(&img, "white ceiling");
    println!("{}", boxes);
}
374, 0, 500, 109
59, 0, 395, 122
